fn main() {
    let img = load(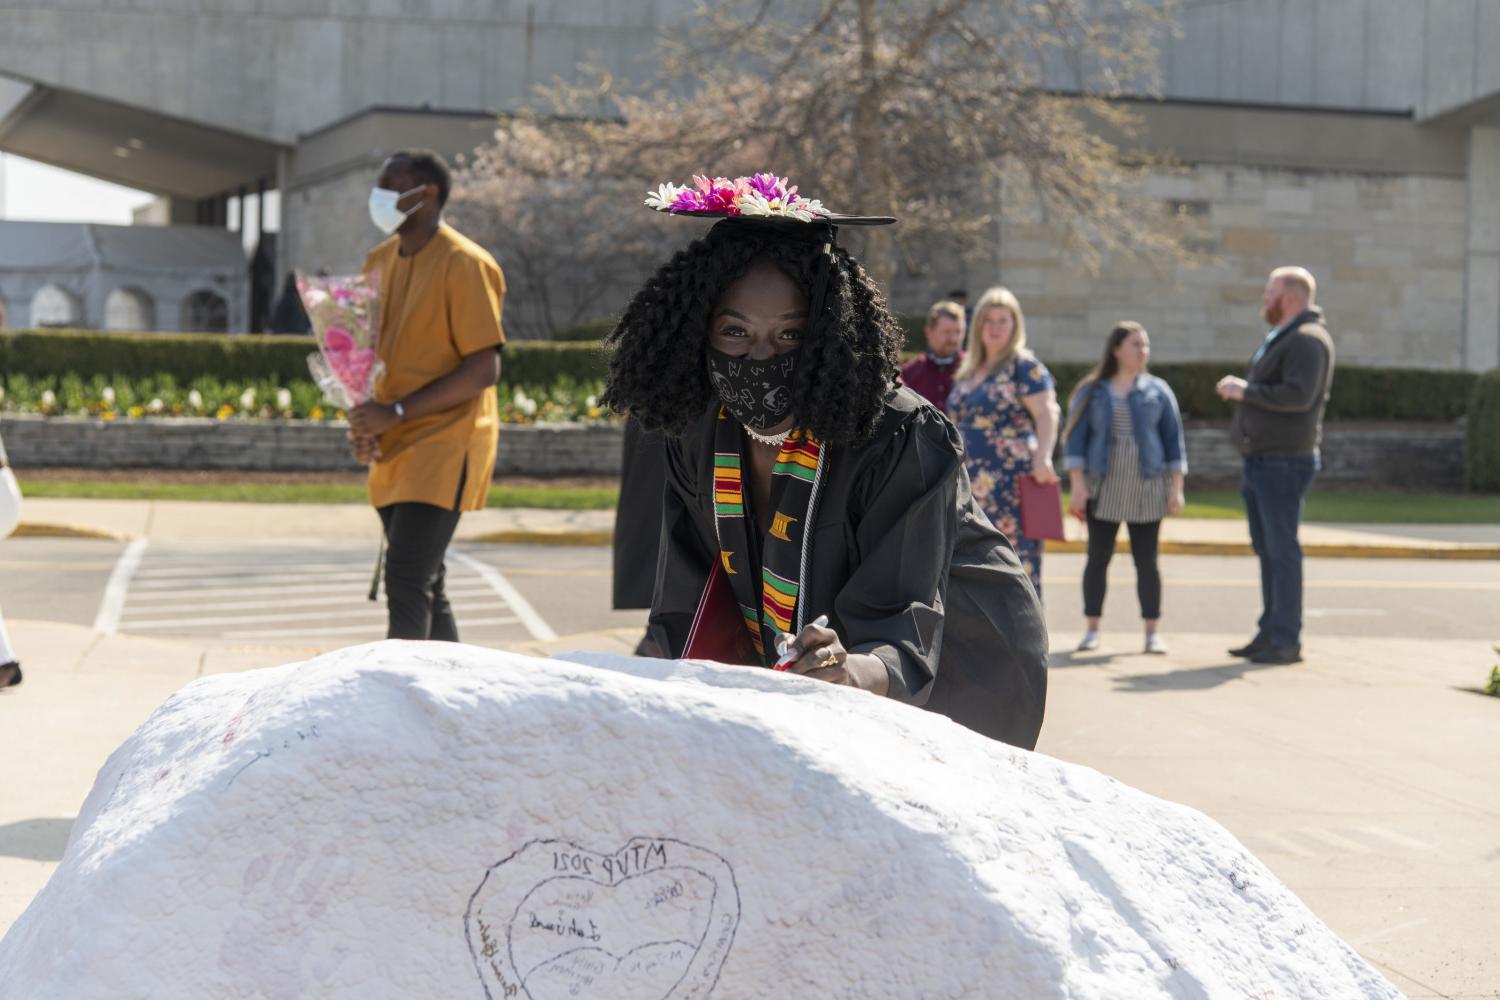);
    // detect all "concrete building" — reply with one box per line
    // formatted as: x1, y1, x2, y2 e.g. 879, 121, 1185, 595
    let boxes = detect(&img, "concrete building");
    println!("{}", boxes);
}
0, 220, 248, 332
0, 1, 1496, 369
